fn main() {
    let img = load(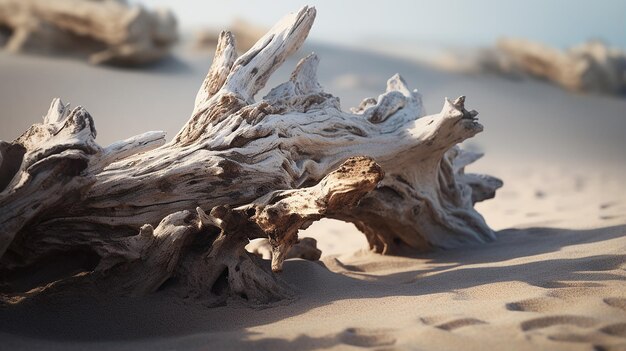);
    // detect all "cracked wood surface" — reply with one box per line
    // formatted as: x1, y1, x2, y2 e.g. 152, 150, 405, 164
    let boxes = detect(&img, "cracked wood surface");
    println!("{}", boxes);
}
0, 6, 501, 305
